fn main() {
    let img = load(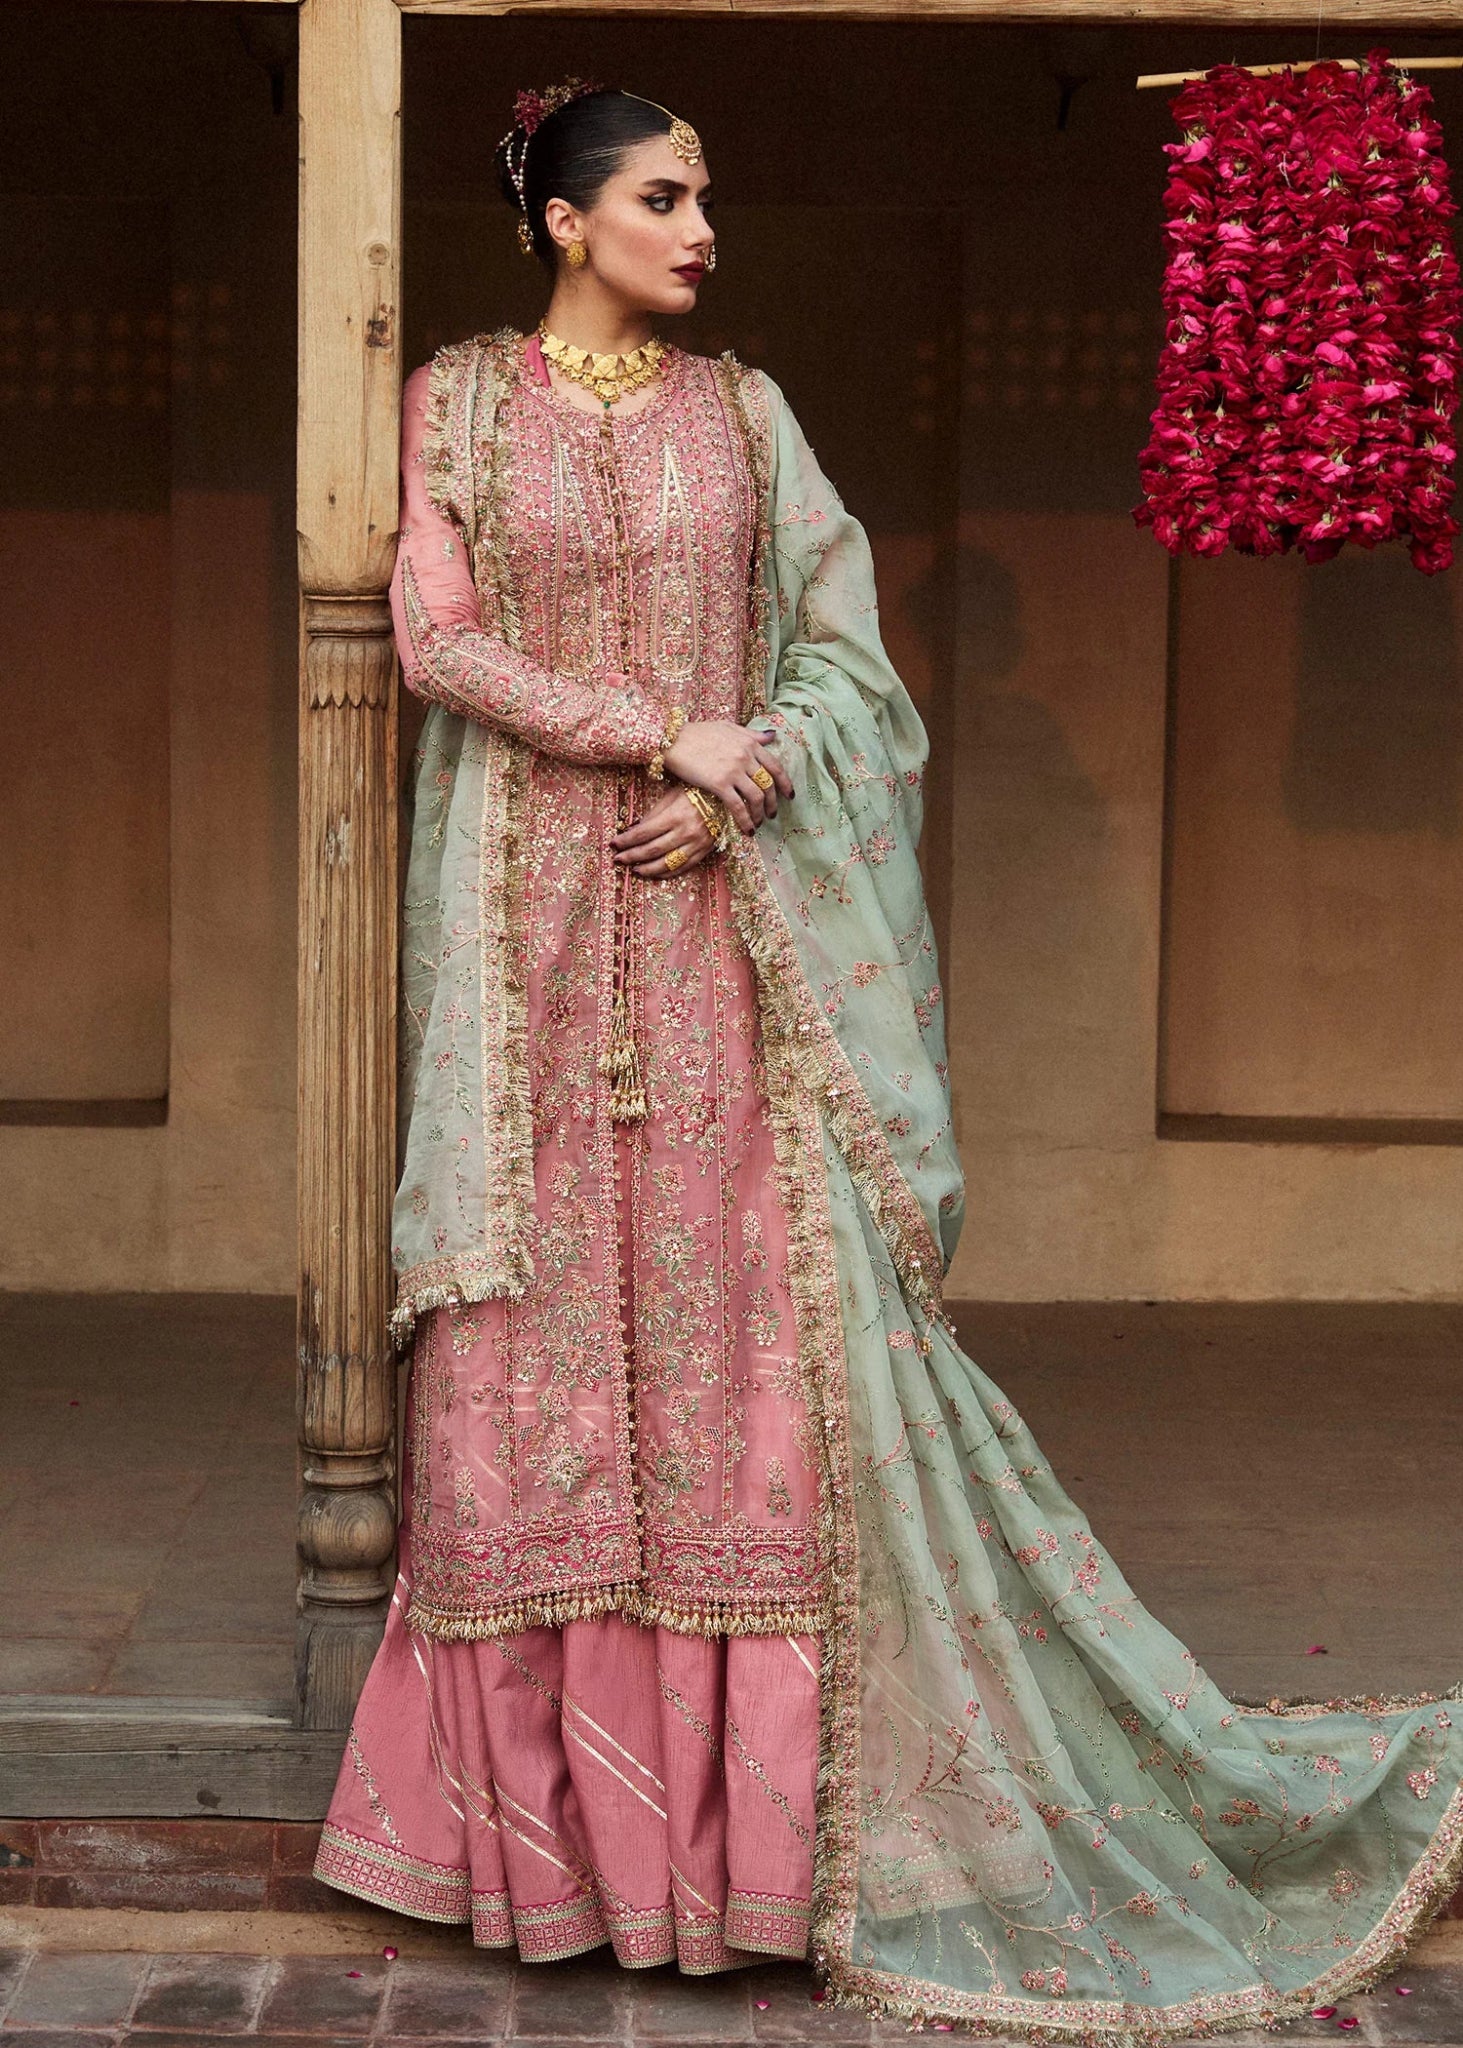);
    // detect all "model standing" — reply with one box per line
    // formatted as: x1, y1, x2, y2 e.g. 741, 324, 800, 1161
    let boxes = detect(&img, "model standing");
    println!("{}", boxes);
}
317, 81, 1463, 2041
